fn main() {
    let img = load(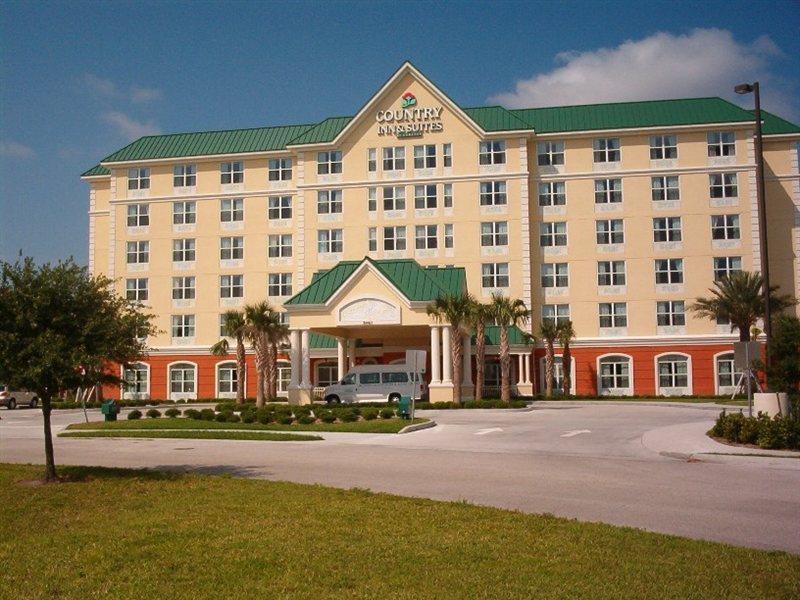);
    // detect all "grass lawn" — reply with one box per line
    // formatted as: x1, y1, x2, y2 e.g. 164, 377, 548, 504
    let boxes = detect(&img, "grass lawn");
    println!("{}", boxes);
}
66, 417, 428, 434
1, 464, 797, 599
58, 430, 322, 442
